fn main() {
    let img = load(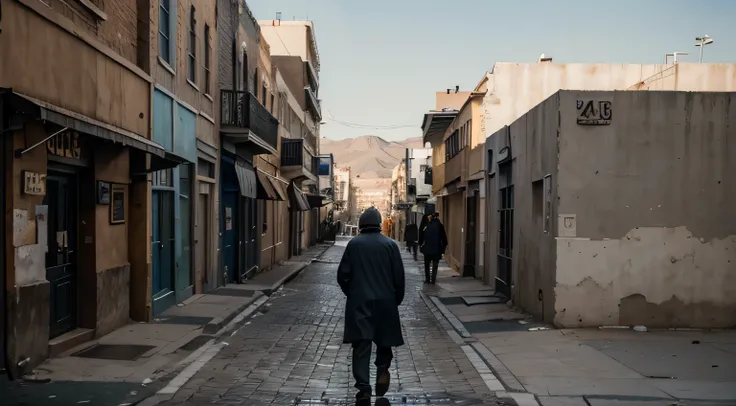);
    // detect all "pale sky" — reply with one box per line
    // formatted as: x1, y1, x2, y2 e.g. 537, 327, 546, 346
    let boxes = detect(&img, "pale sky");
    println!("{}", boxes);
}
248, 0, 736, 141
